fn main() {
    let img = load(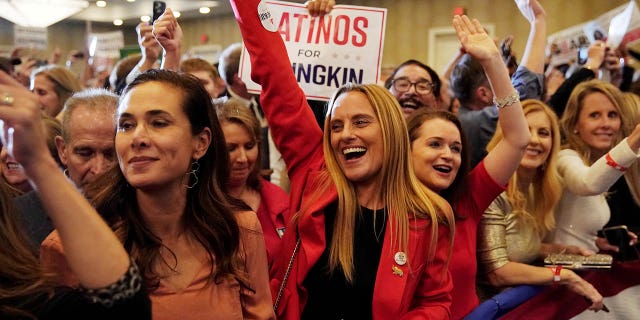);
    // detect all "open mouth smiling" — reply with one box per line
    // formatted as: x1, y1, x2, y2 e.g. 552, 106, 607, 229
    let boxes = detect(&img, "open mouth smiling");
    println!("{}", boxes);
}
6, 162, 21, 170
343, 146, 367, 160
433, 164, 452, 173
